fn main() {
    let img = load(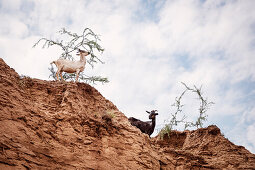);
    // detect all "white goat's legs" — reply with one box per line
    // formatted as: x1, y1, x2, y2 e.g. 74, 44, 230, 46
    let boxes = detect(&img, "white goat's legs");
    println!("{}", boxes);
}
60, 71, 64, 81
75, 69, 80, 82
56, 70, 60, 81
